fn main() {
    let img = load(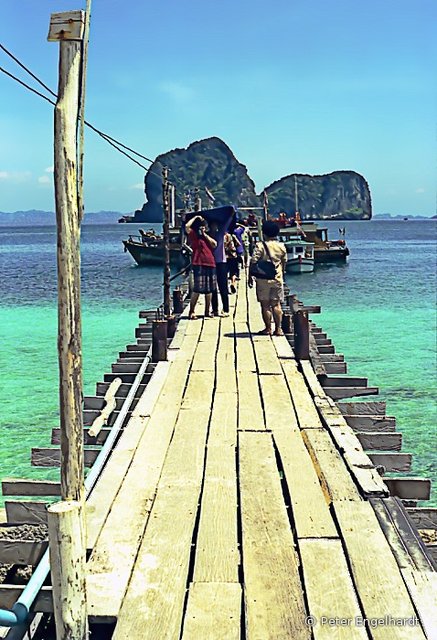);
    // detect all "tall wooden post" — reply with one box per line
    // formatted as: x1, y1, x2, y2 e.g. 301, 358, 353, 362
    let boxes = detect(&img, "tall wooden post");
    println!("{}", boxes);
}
162, 167, 171, 317
48, 11, 88, 640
